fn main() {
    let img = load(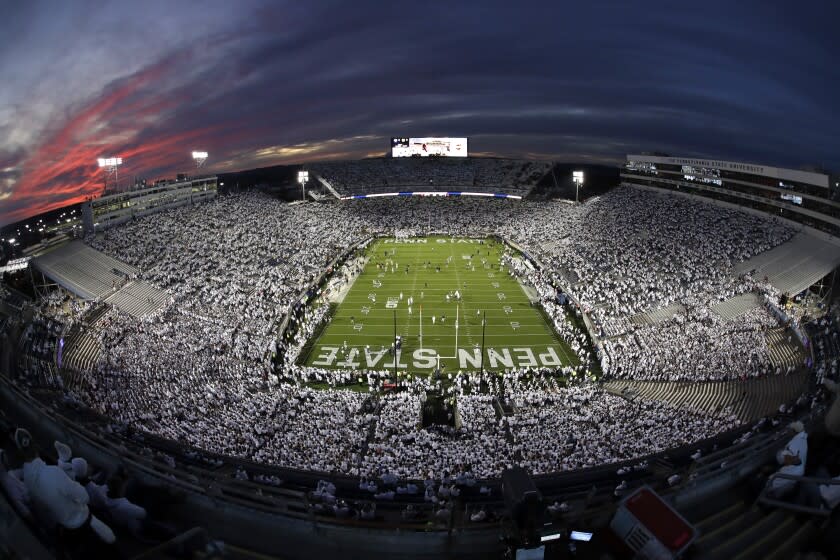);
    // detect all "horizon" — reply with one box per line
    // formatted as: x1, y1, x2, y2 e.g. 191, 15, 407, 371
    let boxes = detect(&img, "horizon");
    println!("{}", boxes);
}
0, 151, 831, 231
